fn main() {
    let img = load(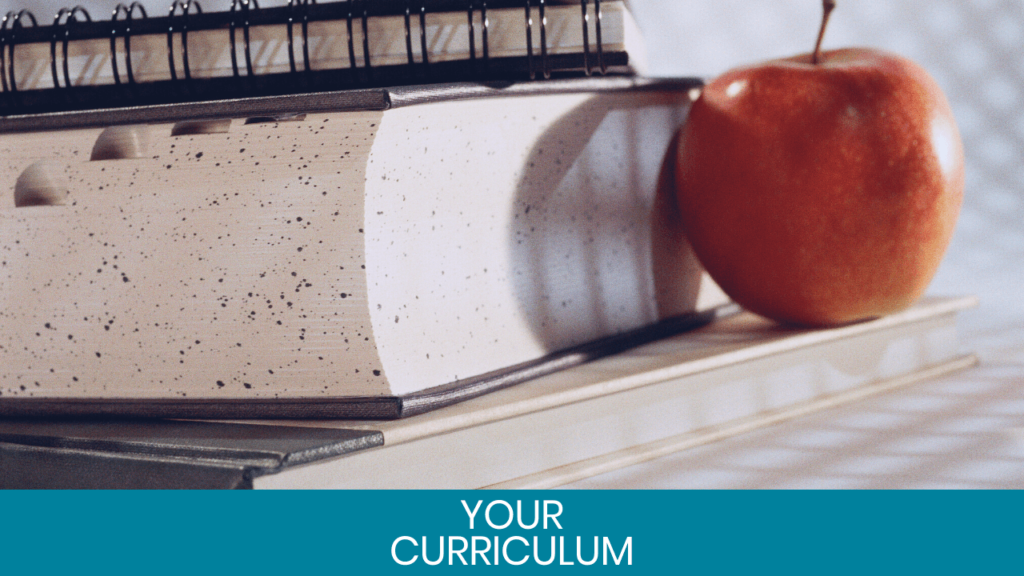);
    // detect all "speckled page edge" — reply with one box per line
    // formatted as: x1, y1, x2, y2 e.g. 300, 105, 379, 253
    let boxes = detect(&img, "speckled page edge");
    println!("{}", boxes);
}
0, 306, 735, 420
0, 76, 708, 420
